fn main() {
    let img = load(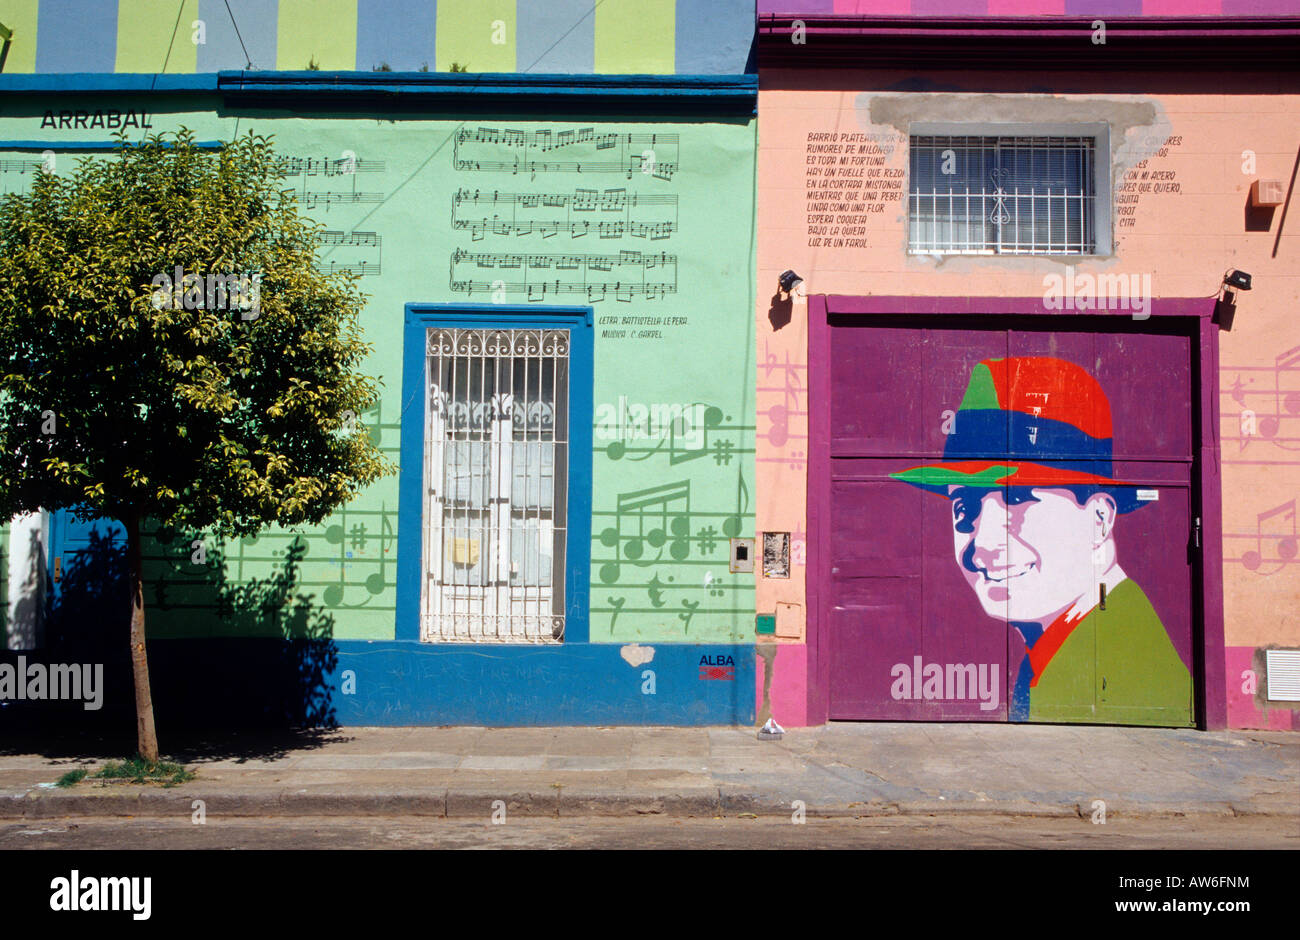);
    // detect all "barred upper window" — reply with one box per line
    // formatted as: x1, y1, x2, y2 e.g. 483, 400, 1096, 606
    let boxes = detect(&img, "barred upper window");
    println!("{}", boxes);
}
909, 135, 1098, 255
